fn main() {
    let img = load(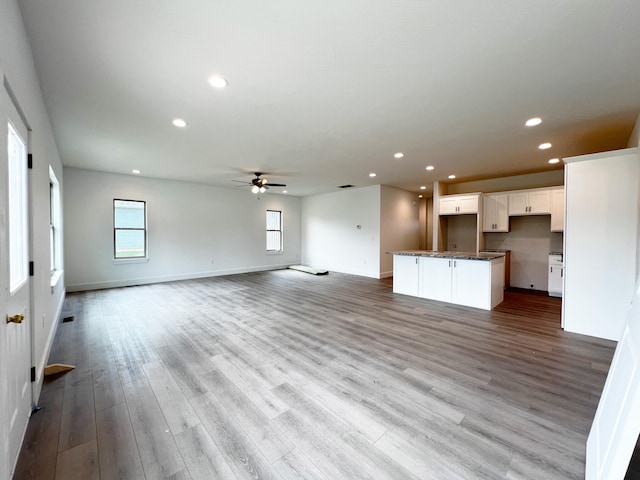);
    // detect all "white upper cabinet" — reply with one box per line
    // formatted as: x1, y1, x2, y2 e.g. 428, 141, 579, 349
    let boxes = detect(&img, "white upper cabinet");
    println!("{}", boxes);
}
508, 189, 551, 215
482, 193, 509, 232
439, 194, 480, 215
550, 187, 565, 232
